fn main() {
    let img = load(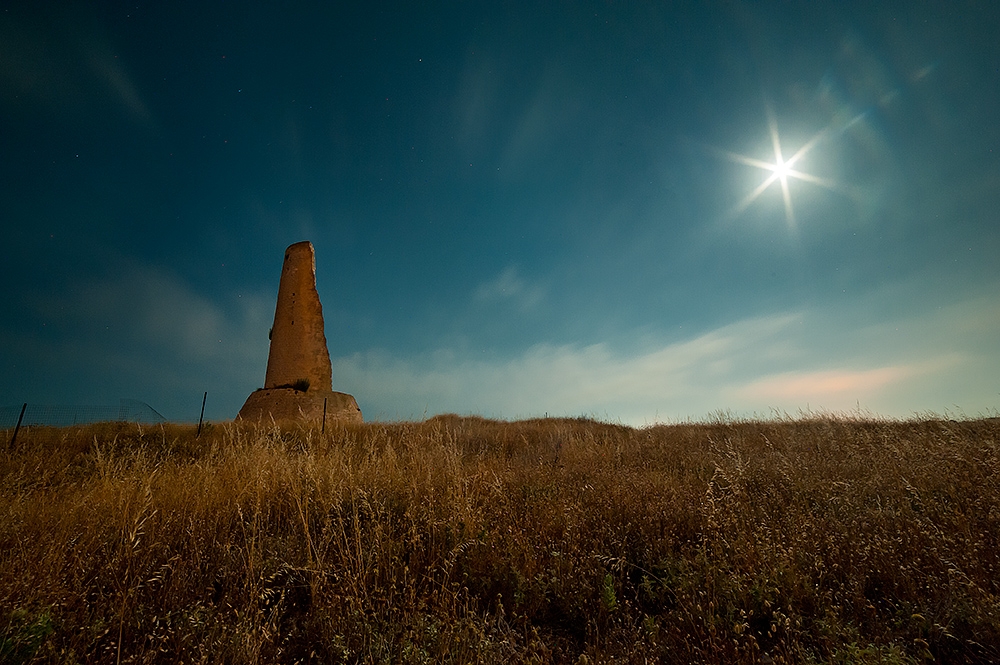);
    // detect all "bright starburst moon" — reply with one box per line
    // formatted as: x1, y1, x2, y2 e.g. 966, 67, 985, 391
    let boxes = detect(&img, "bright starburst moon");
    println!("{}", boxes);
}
722, 108, 838, 230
